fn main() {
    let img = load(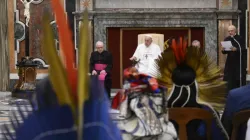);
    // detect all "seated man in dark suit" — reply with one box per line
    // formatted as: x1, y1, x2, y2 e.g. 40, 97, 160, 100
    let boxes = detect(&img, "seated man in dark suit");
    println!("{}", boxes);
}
221, 84, 250, 140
